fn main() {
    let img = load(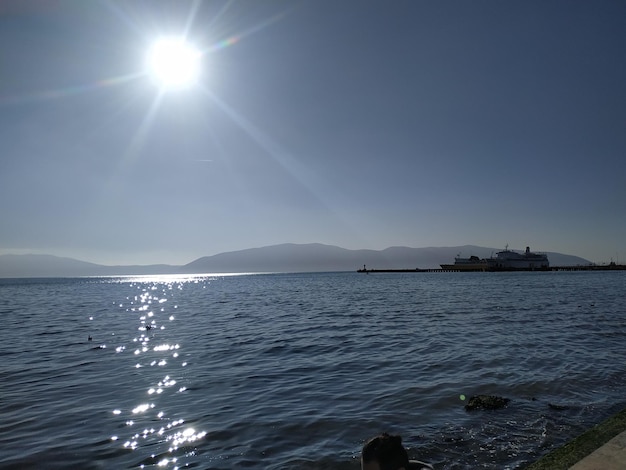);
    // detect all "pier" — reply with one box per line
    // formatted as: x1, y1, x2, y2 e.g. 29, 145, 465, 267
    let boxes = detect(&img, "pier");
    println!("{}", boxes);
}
357, 264, 626, 273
